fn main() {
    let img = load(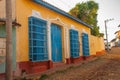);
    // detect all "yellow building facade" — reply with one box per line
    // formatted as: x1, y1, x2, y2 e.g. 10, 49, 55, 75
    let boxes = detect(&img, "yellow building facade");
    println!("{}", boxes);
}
0, 0, 105, 77
15, 0, 92, 74
16, 0, 90, 62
